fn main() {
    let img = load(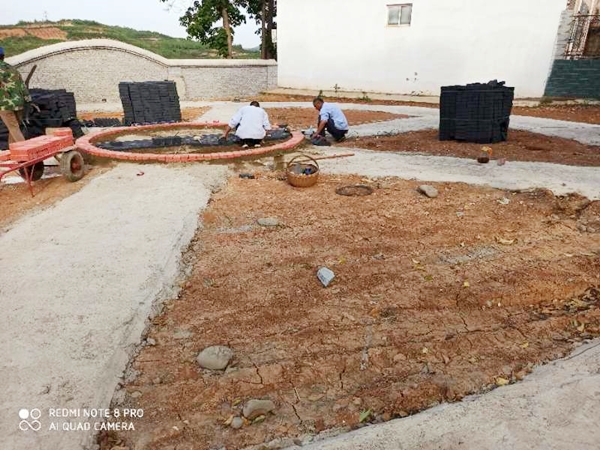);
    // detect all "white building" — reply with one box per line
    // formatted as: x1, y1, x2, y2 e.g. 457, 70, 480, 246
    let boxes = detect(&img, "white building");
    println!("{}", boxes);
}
277, 0, 568, 98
